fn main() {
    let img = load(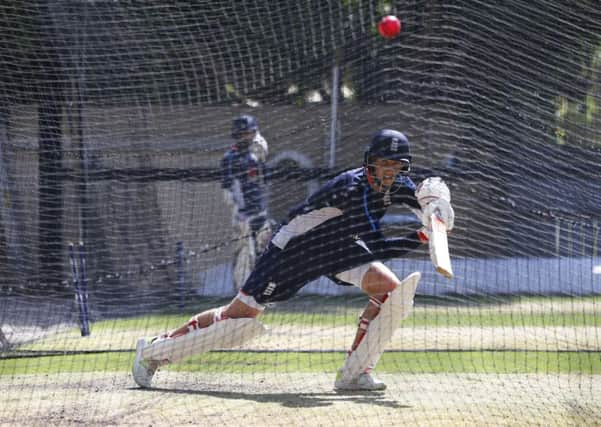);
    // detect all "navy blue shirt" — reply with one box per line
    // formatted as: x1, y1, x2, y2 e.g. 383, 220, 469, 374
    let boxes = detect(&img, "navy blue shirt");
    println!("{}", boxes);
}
241, 167, 424, 304
221, 146, 266, 217
272, 167, 420, 251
